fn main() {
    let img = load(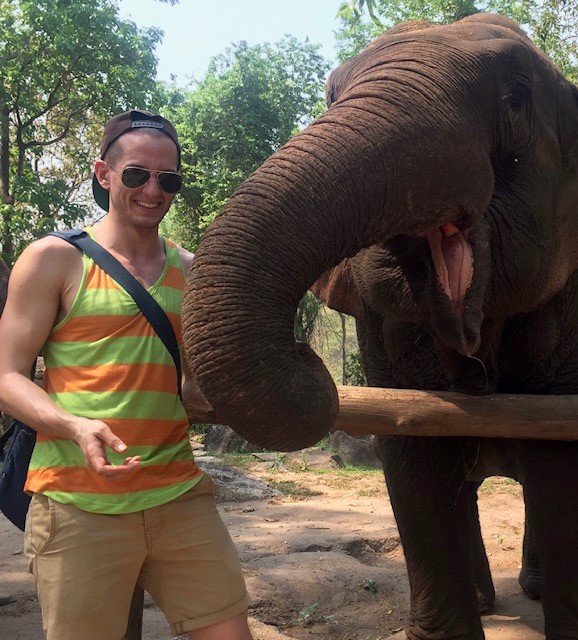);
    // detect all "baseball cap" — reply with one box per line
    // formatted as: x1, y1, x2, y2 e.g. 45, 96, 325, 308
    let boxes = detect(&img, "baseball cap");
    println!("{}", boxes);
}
92, 109, 181, 211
